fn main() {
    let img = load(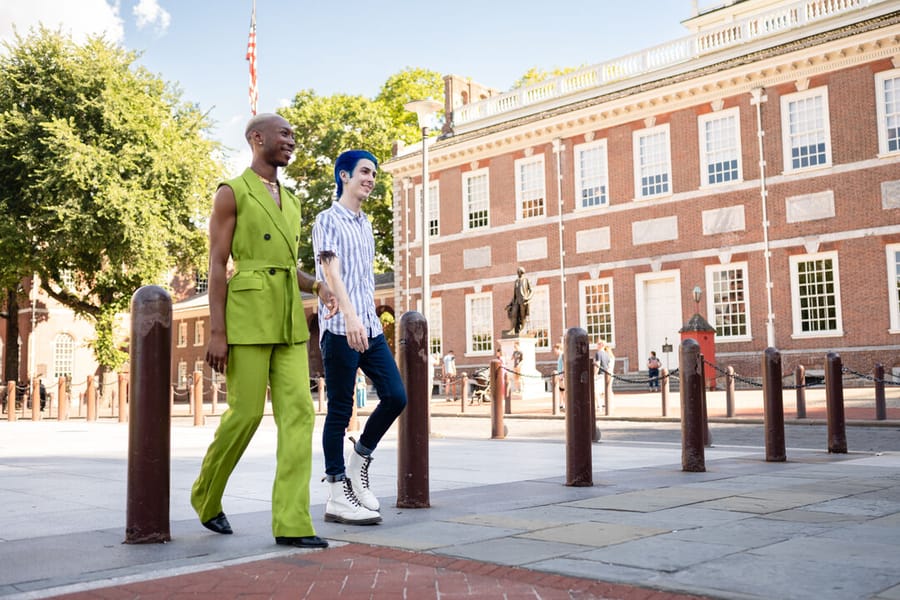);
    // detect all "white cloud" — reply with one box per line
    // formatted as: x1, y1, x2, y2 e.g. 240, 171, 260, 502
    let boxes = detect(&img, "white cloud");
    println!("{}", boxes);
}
132, 0, 170, 33
0, 0, 124, 45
